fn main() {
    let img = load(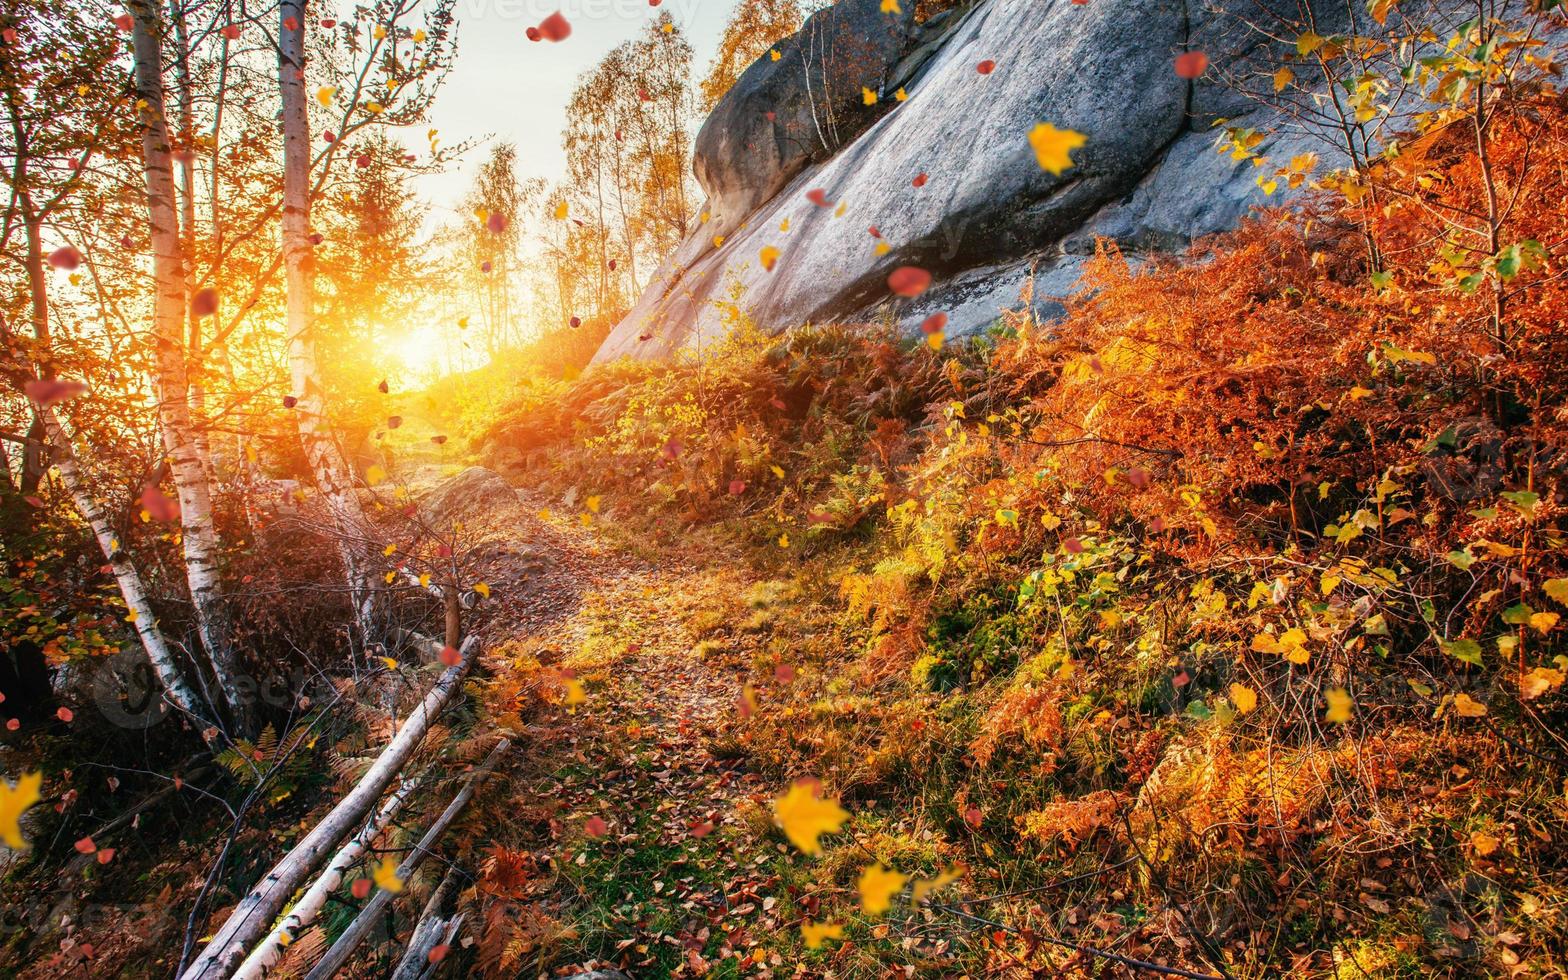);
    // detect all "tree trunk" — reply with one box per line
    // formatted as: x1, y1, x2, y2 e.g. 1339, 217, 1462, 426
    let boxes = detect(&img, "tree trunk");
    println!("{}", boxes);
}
389, 867, 464, 980
178, 636, 479, 980
229, 775, 424, 980
277, 0, 378, 640
128, 0, 251, 731
303, 737, 511, 980
35, 406, 210, 723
